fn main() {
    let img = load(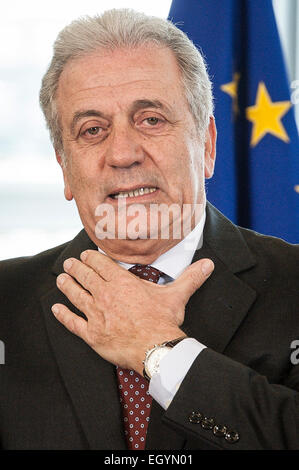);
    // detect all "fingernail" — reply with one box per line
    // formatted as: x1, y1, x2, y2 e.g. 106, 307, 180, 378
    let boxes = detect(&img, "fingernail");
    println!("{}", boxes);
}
52, 305, 60, 315
80, 251, 88, 261
201, 259, 214, 276
64, 259, 72, 270
57, 274, 66, 286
